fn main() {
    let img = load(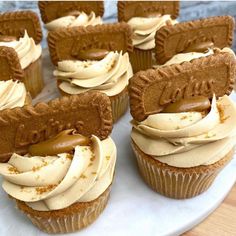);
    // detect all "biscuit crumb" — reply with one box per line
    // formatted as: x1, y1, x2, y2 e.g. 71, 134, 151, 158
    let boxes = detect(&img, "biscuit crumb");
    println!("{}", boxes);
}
8, 166, 19, 174
36, 184, 57, 195
217, 104, 229, 123
32, 161, 48, 172
180, 115, 187, 120
81, 174, 87, 179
